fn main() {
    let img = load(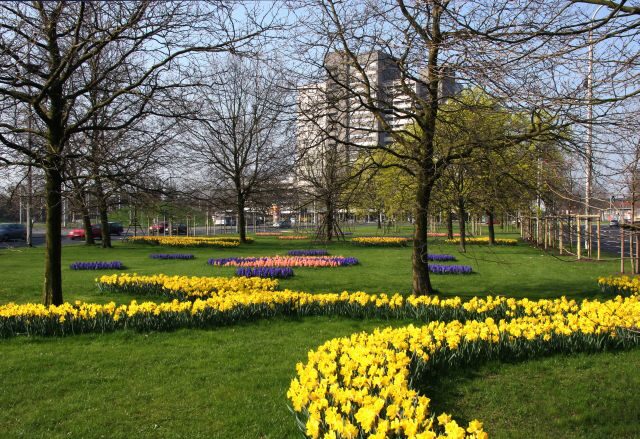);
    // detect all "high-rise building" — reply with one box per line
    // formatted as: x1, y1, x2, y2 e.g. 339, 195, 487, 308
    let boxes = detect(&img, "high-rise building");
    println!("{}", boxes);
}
297, 50, 460, 175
